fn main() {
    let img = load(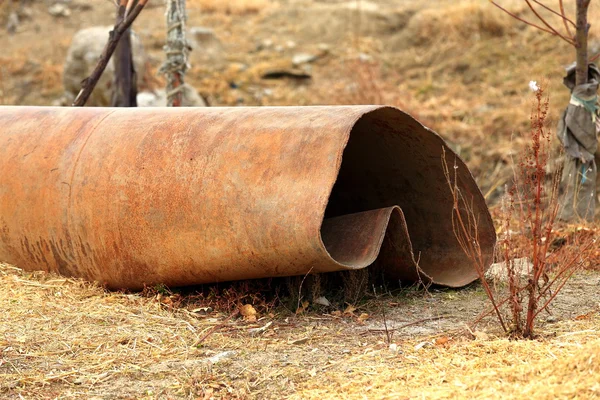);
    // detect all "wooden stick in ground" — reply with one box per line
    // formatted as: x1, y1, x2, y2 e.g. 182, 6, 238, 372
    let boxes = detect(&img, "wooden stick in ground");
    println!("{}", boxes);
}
112, 0, 138, 107
72, 0, 149, 107
575, 0, 591, 86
